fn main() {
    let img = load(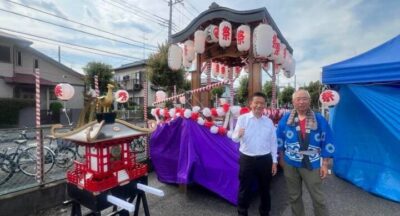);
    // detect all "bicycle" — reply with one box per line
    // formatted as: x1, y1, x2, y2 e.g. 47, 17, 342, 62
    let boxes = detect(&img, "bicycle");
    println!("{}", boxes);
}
7, 129, 56, 176
46, 135, 76, 169
0, 153, 15, 185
